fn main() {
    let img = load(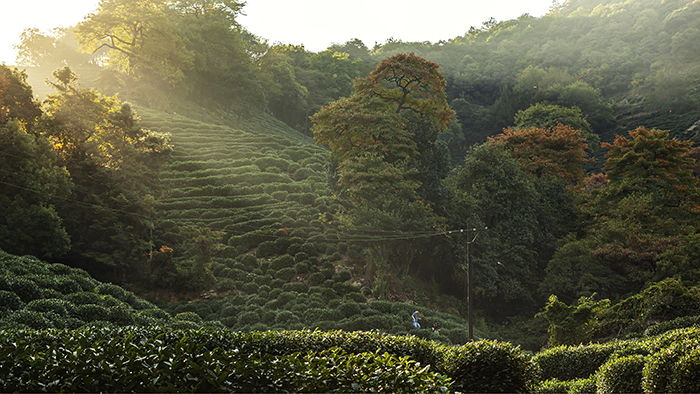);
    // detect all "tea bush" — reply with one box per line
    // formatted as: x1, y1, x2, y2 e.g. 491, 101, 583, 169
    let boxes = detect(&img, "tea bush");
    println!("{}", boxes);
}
269, 254, 295, 270
294, 261, 310, 273
96, 283, 138, 307
569, 377, 597, 393
644, 315, 700, 337
668, 347, 700, 393
533, 342, 623, 381
445, 339, 539, 393
282, 282, 308, 293
533, 378, 570, 393
275, 267, 295, 282
642, 338, 700, 393
0, 290, 23, 312
596, 354, 646, 394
